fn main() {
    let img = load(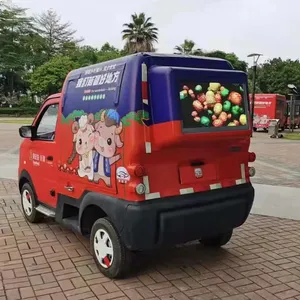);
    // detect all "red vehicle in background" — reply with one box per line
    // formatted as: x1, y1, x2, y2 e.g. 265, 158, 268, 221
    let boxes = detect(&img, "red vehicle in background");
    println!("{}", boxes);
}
249, 94, 287, 131
286, 99, 300, 129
